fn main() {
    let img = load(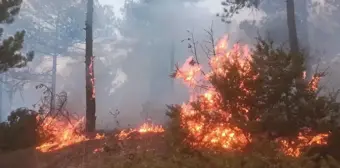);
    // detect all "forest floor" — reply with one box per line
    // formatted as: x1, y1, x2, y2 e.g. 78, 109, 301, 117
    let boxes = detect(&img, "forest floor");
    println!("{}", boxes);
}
0, 132, 168, 168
